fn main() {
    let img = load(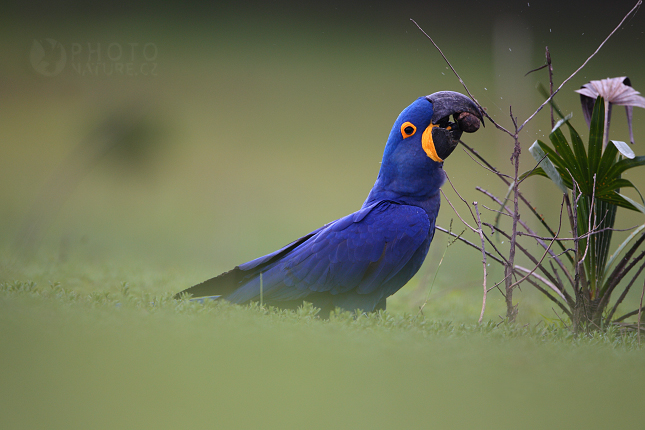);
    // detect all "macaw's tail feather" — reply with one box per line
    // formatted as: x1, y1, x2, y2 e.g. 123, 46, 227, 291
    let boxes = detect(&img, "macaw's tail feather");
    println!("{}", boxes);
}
176, 230, 322, 301
174, 268, 243, 300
